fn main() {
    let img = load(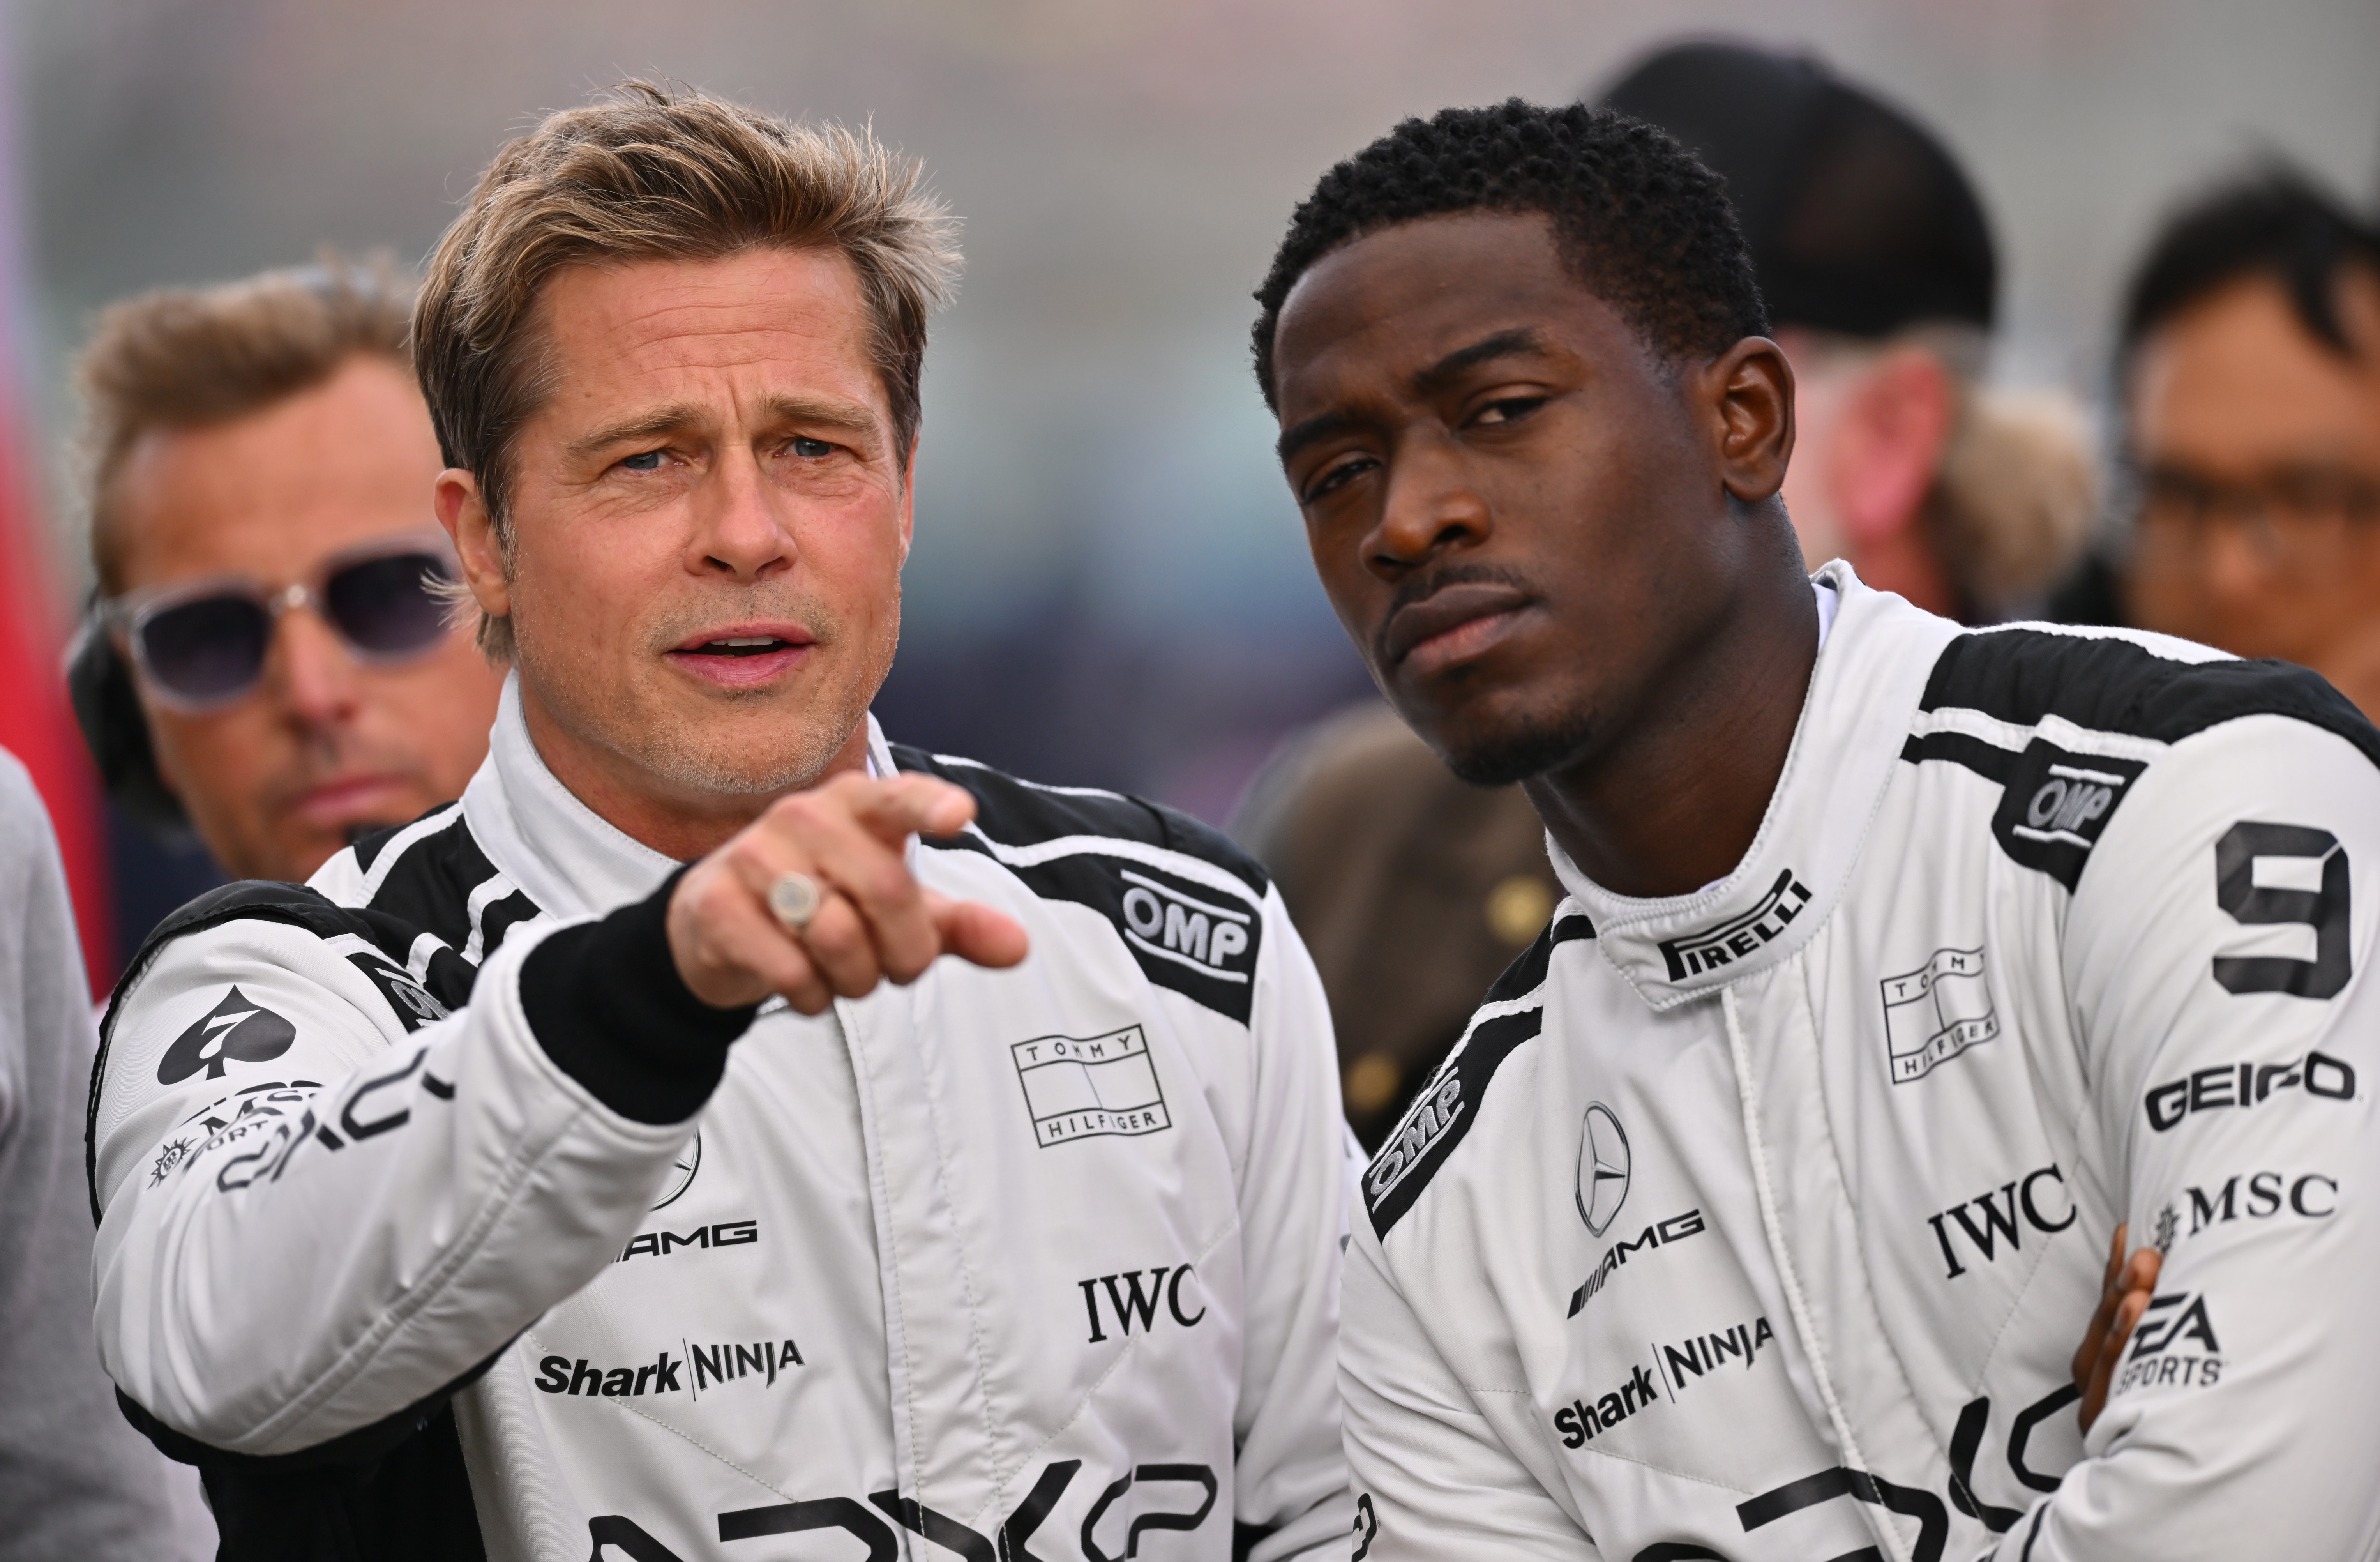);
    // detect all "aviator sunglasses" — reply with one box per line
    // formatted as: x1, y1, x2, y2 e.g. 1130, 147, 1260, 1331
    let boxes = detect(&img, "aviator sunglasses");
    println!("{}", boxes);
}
98, 531, 462, 712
